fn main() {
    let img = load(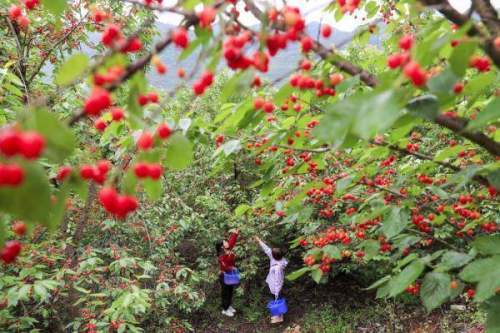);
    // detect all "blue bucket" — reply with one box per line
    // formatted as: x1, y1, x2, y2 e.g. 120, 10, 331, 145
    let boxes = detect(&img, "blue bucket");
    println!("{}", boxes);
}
223, 269, 240, 285
267, 298, 288, 316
